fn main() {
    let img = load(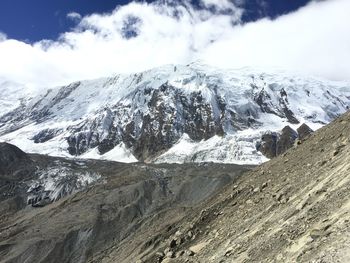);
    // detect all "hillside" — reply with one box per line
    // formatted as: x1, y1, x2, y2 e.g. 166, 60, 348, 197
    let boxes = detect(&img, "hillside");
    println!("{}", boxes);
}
0, 143, 251, 263
1, 110, 350, 262
135, 110, 350, 263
